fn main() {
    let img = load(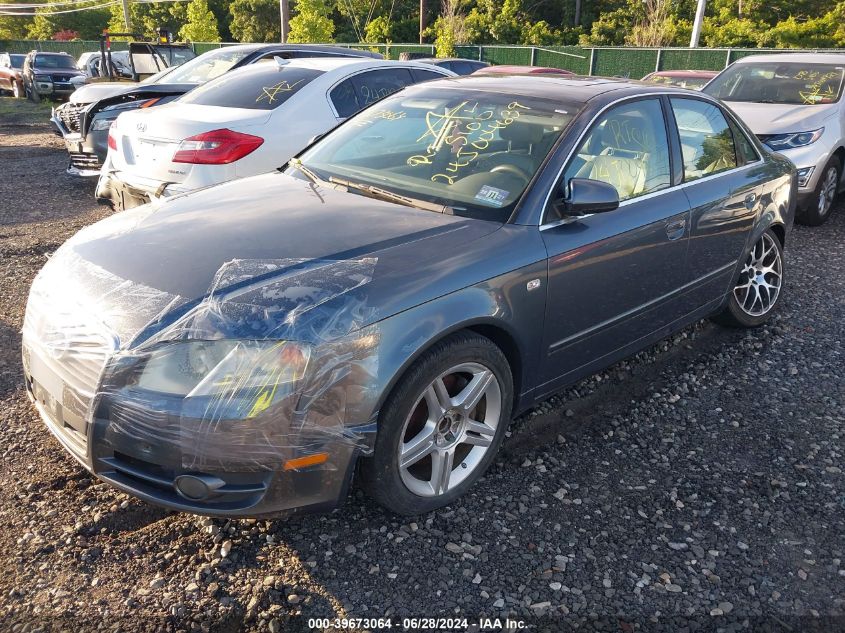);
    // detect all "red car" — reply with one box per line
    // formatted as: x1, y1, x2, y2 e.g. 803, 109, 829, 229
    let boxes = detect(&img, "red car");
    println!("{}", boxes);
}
0, 53, 25, 98
641, 69, 718, 90
473, 65, 575, 76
